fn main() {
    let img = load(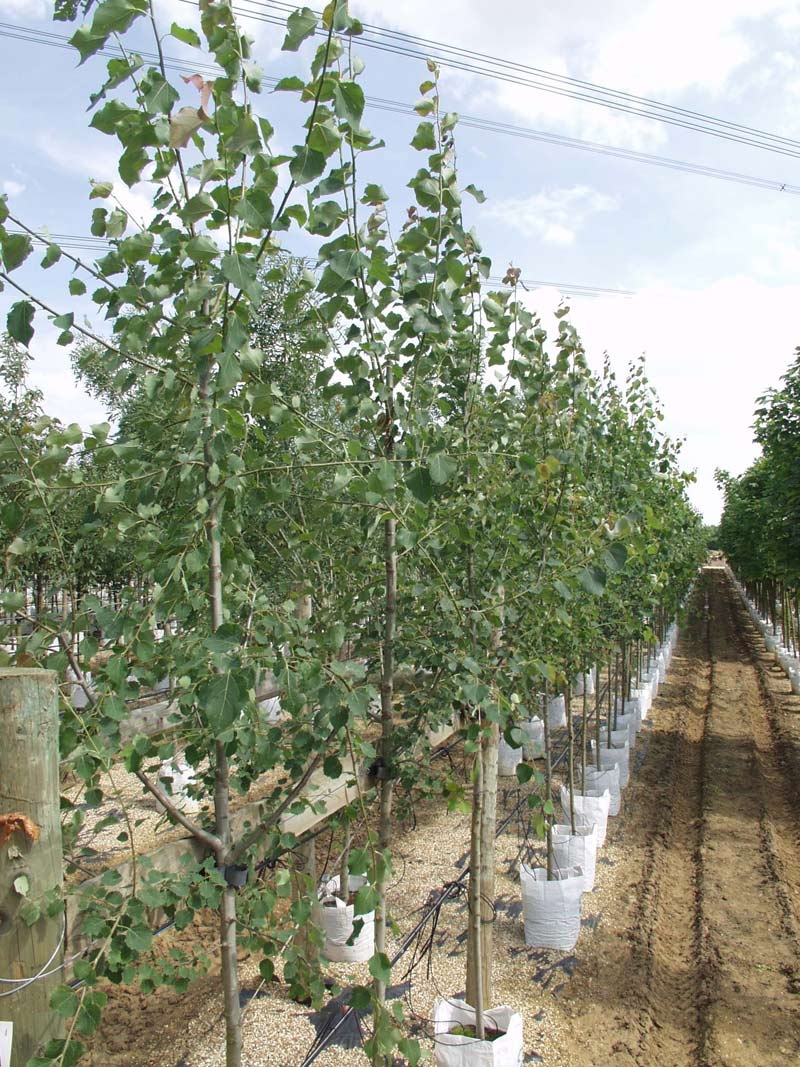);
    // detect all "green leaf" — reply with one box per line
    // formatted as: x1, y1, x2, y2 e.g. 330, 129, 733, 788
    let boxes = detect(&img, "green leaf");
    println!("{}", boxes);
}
282, 7, 317, 51
118, 143, 149, 187
51, 985, 80, 1018
368, 951, 392, 985
362, 183, 388, 205
289, 146, 326, 185
323, 754, 343, 778
90, 180, 114, 199
465, 183, 486, 203
202, 672, 247, 732
124, 925, 153, 953
7, 301, 35, 346
406, 466, 433, 504
41, 243, 62, 268
1, 232, 32, 271
427, 453, 457, 485
579, 565, 606, 596
220, 253, 261, 301
353, 884, 379, 916
185, 235, 219, 263
143, 73, 179, 115
333, 82, 365, 128
411, 121, 436, 151
274, 76, 305, 92
69, 277, 87, 296
170, 22, 201, 47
